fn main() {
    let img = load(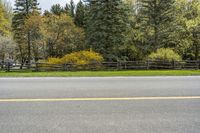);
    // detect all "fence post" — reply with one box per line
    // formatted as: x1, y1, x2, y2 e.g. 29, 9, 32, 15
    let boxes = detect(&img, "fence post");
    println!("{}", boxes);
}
35, 63, 39, 72
64, 63, 67, 71
117, 61, 121, 70
6, 63, 10, 72
125, 61, 127, 70
1, 62, 3, 69
147, 59, 150, 70
172, 60, 176, 69
198, 60, 200, 70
